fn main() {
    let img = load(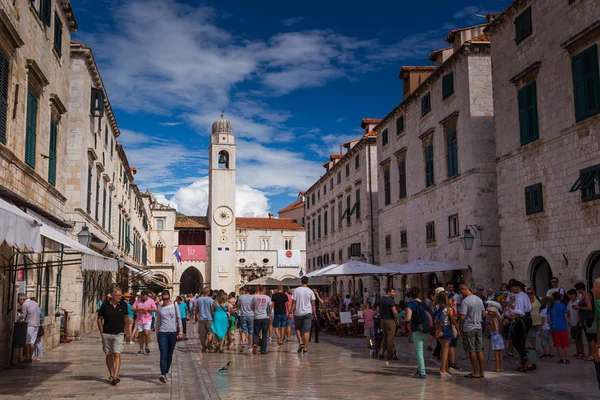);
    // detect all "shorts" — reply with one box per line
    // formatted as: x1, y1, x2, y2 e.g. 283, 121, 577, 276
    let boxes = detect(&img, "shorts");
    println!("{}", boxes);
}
286, 317, 293, 327
584, 324, 598, 343
491, 332, 505, 351
238, 316, 254, 335
127, 316, 134, 325
551, 331, 569, 348
450, 338, 457, 348
462, 329, 483, 353
26, 326, 39, 345
540, 330, 553, 347
230, 316, 236, 332
570, 325, 582, 341
364, 328, 375, 337
273, 314, 287, 328
197, 320, 213, 339
102, 333, 124, 355
137, 321, 152, 331
294, 313, 312, 334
